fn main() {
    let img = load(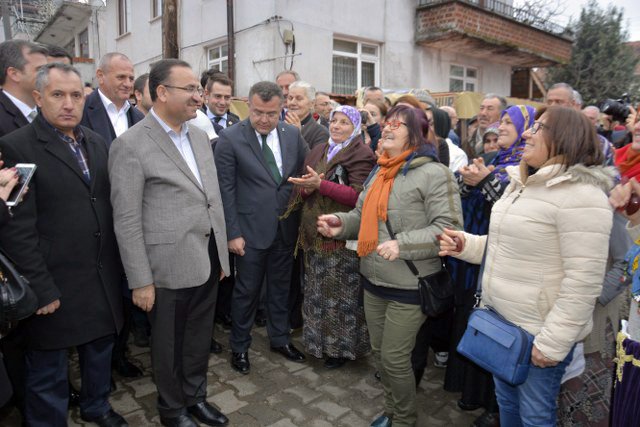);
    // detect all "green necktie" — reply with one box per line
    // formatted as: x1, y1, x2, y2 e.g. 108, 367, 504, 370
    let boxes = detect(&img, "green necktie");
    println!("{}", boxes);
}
261, 134, 282, 182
